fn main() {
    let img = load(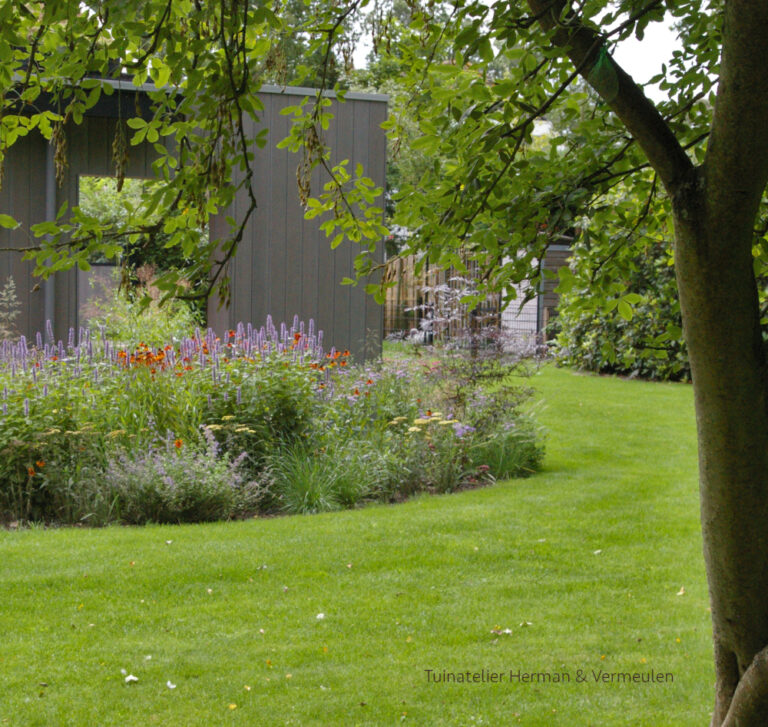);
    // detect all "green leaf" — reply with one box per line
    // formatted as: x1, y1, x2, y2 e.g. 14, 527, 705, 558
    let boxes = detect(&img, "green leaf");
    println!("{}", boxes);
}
617, 299, 633, 321
0, 214, 18, 229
